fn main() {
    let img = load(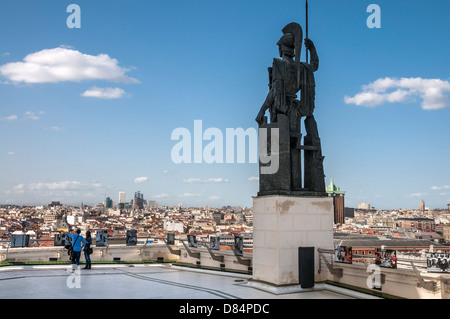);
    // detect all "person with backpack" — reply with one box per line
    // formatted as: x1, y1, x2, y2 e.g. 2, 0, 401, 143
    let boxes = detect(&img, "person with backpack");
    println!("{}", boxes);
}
65, 228, 86, 268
